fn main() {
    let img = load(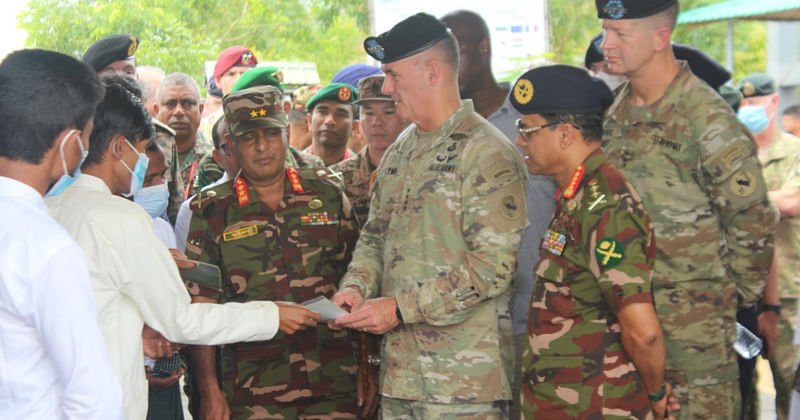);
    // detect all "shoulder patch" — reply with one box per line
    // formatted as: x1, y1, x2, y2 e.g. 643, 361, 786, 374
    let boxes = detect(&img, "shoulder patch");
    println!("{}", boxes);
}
595, 237, 624, 268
